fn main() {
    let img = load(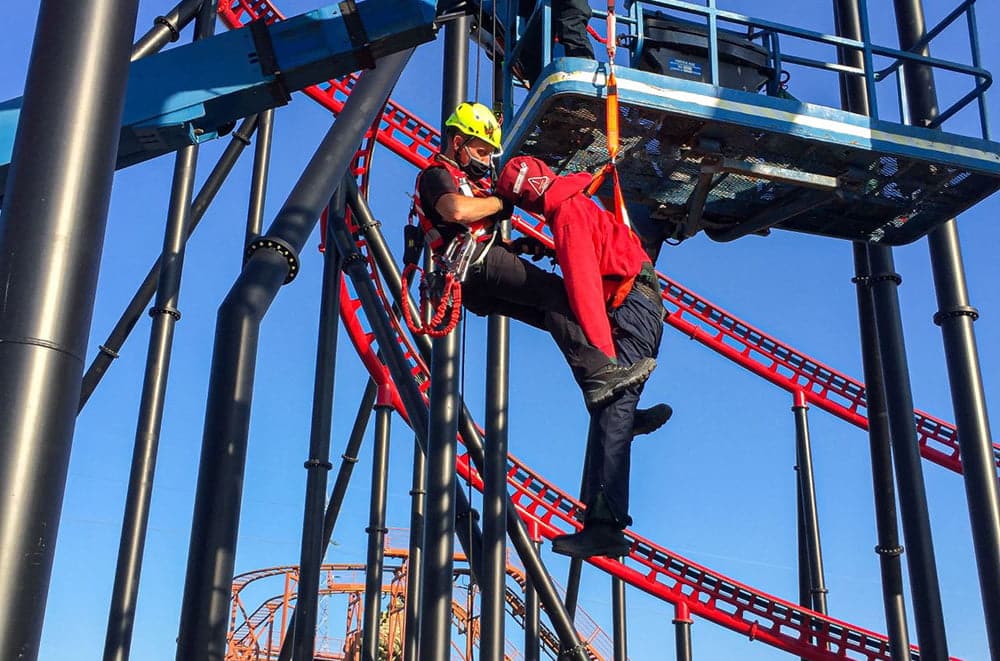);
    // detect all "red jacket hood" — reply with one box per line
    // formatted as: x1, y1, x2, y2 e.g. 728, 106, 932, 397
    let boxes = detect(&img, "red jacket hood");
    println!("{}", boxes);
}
496, 156, 592, 215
